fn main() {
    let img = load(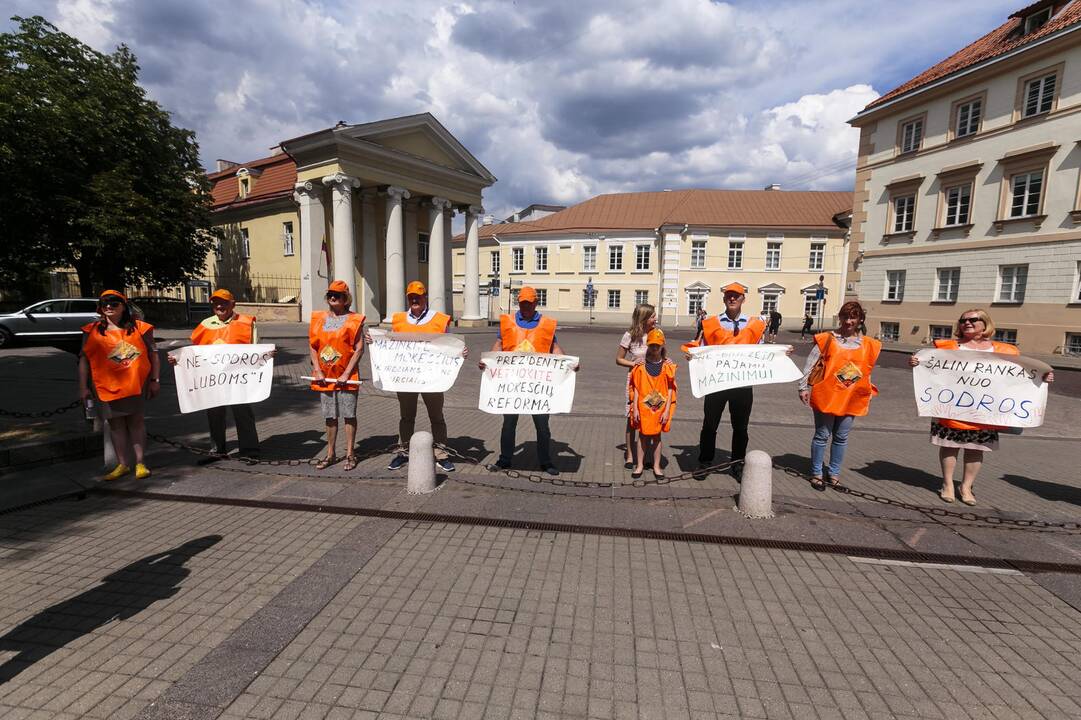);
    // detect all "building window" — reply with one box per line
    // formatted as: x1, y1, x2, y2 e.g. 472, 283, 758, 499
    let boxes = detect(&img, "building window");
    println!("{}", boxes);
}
1010, 171, 1043, 217
931, 325, 953, 340
491, 250, 500, 275
635, 244, 651, 271
885, 270, 905, 301
535, 246, 548, 272
512, 247, 524, 272
893, 195, 915, 233
534, 289, 548, 307
687, 291, 705, 316
880, 322, 900, 342
282, 221, 294, 256
765, 242, 782, 271
239, 176, 250, 198
583, 246, 597, 272
582, 288, 595, 308
955, 98, 982, 138
607, 289, 621, 310
900, 117, 923, 153
808, 242, 825, 271
1024, 6, 1052, 34
803, 296, 819, 318
727, 241, 744, 270
1075, 262, 1081, 303
240, 228, 250, 259
634, 290, 649, 306
944, 184, 972, 226
691, 240, 706, 268
1065, 333, 1081, 356
935, 267, 960, 302
608, 245, 623, 271
997, 264, 1028, 303
761, 293, 779, 314
994, 328, 1018, 345
1023, 73, 1056, 117
418, 232, 430, 263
